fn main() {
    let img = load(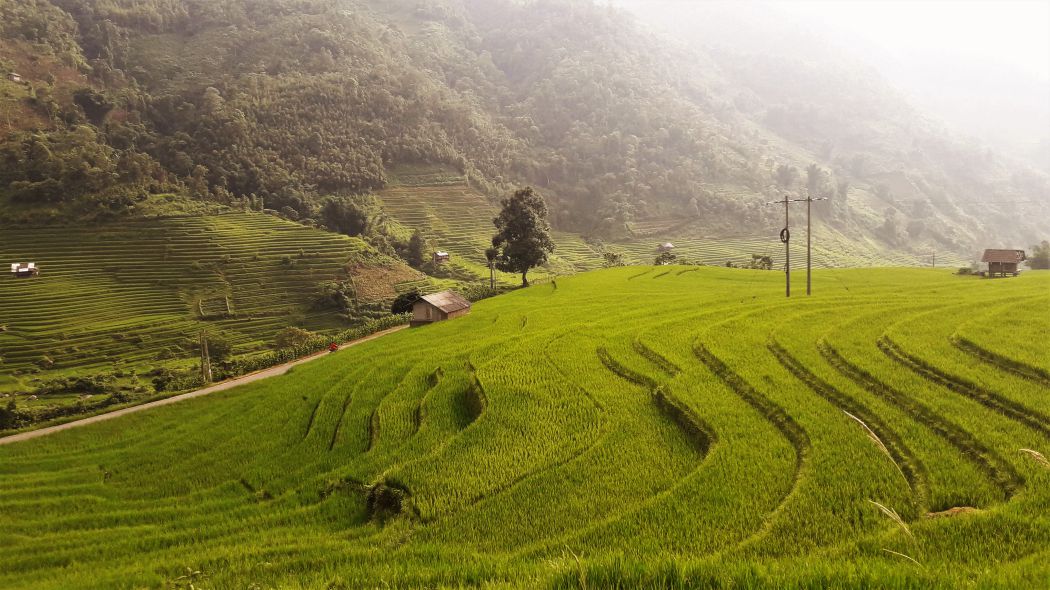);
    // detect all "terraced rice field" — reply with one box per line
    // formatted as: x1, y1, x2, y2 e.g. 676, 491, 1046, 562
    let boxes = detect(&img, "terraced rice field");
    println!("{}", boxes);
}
378, 181, 604, 280
379, 179, 967, 277
0, 213, 407, 393
618, 221, 967, 269
1, 267, 1047, 588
